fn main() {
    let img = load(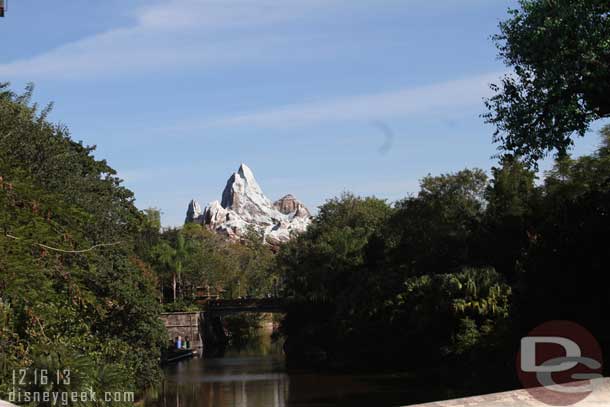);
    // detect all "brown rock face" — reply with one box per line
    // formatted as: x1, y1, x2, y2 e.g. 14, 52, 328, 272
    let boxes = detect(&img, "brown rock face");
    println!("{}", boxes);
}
274, 194, 311, 217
